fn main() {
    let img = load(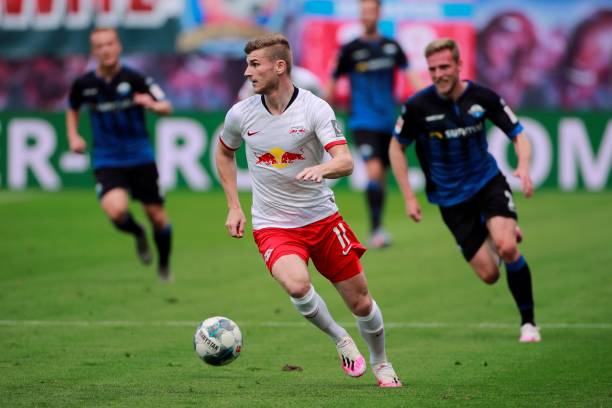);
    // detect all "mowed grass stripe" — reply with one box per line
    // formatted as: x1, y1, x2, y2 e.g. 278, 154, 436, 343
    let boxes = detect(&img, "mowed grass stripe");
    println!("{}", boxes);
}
1, 320, 611, 329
